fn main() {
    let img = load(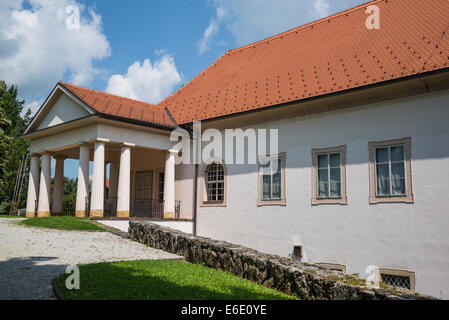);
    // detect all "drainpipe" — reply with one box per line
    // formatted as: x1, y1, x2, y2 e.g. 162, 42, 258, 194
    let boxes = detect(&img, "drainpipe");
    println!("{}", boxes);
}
193, 163, 198, 237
